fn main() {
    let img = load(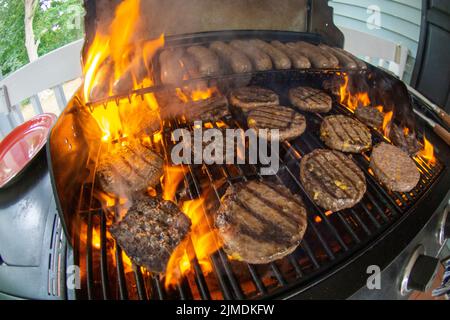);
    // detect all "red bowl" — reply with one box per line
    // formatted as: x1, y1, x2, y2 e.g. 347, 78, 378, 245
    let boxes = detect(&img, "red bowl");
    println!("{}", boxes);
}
0, 113, 57, 189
